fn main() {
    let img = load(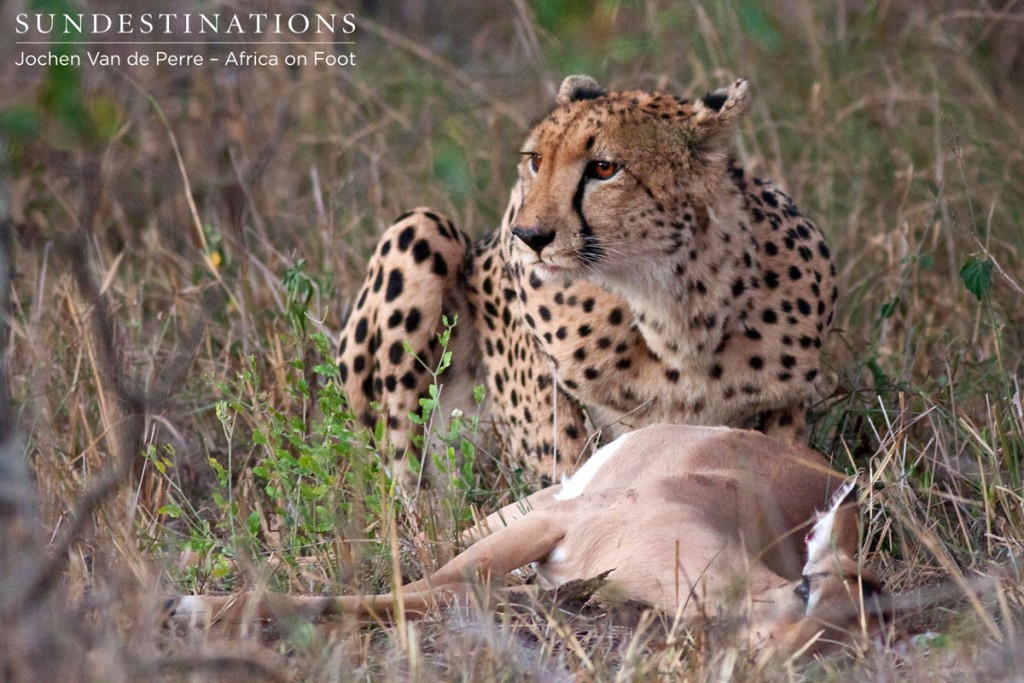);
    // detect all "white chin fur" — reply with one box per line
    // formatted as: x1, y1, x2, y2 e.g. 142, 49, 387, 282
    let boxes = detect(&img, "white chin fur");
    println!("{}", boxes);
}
170, 595, 208, 617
